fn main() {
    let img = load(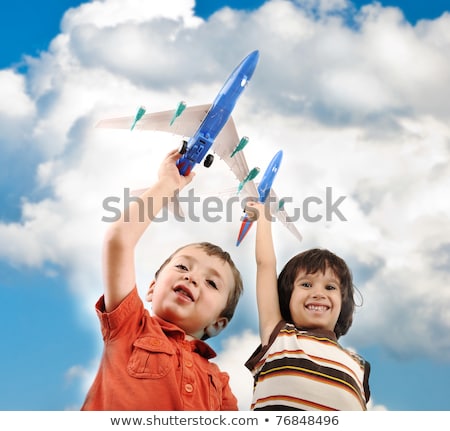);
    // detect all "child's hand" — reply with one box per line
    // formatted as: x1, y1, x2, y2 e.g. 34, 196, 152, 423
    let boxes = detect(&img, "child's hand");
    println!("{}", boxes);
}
158, 148, 195, 191
244, 201, 266, 222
